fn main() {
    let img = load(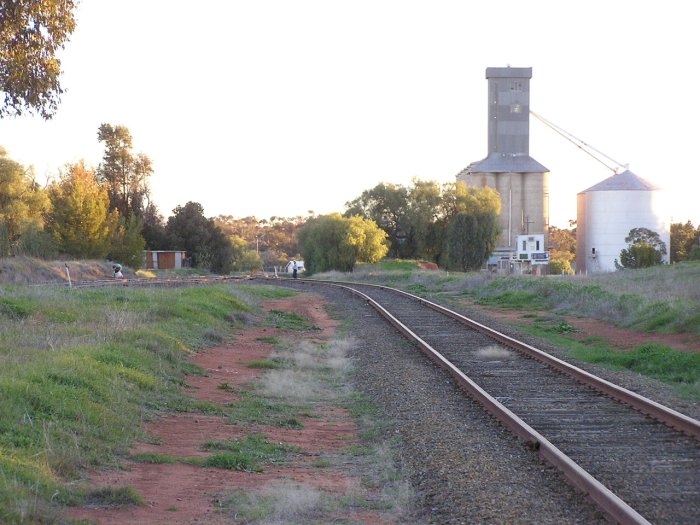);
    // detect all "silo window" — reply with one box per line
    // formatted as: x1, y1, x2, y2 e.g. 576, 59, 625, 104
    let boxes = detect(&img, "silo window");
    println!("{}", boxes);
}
536, 240, 540, 250
511, 81, 522, 91
592, 248, 596, 254
522, 240, 527, 250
